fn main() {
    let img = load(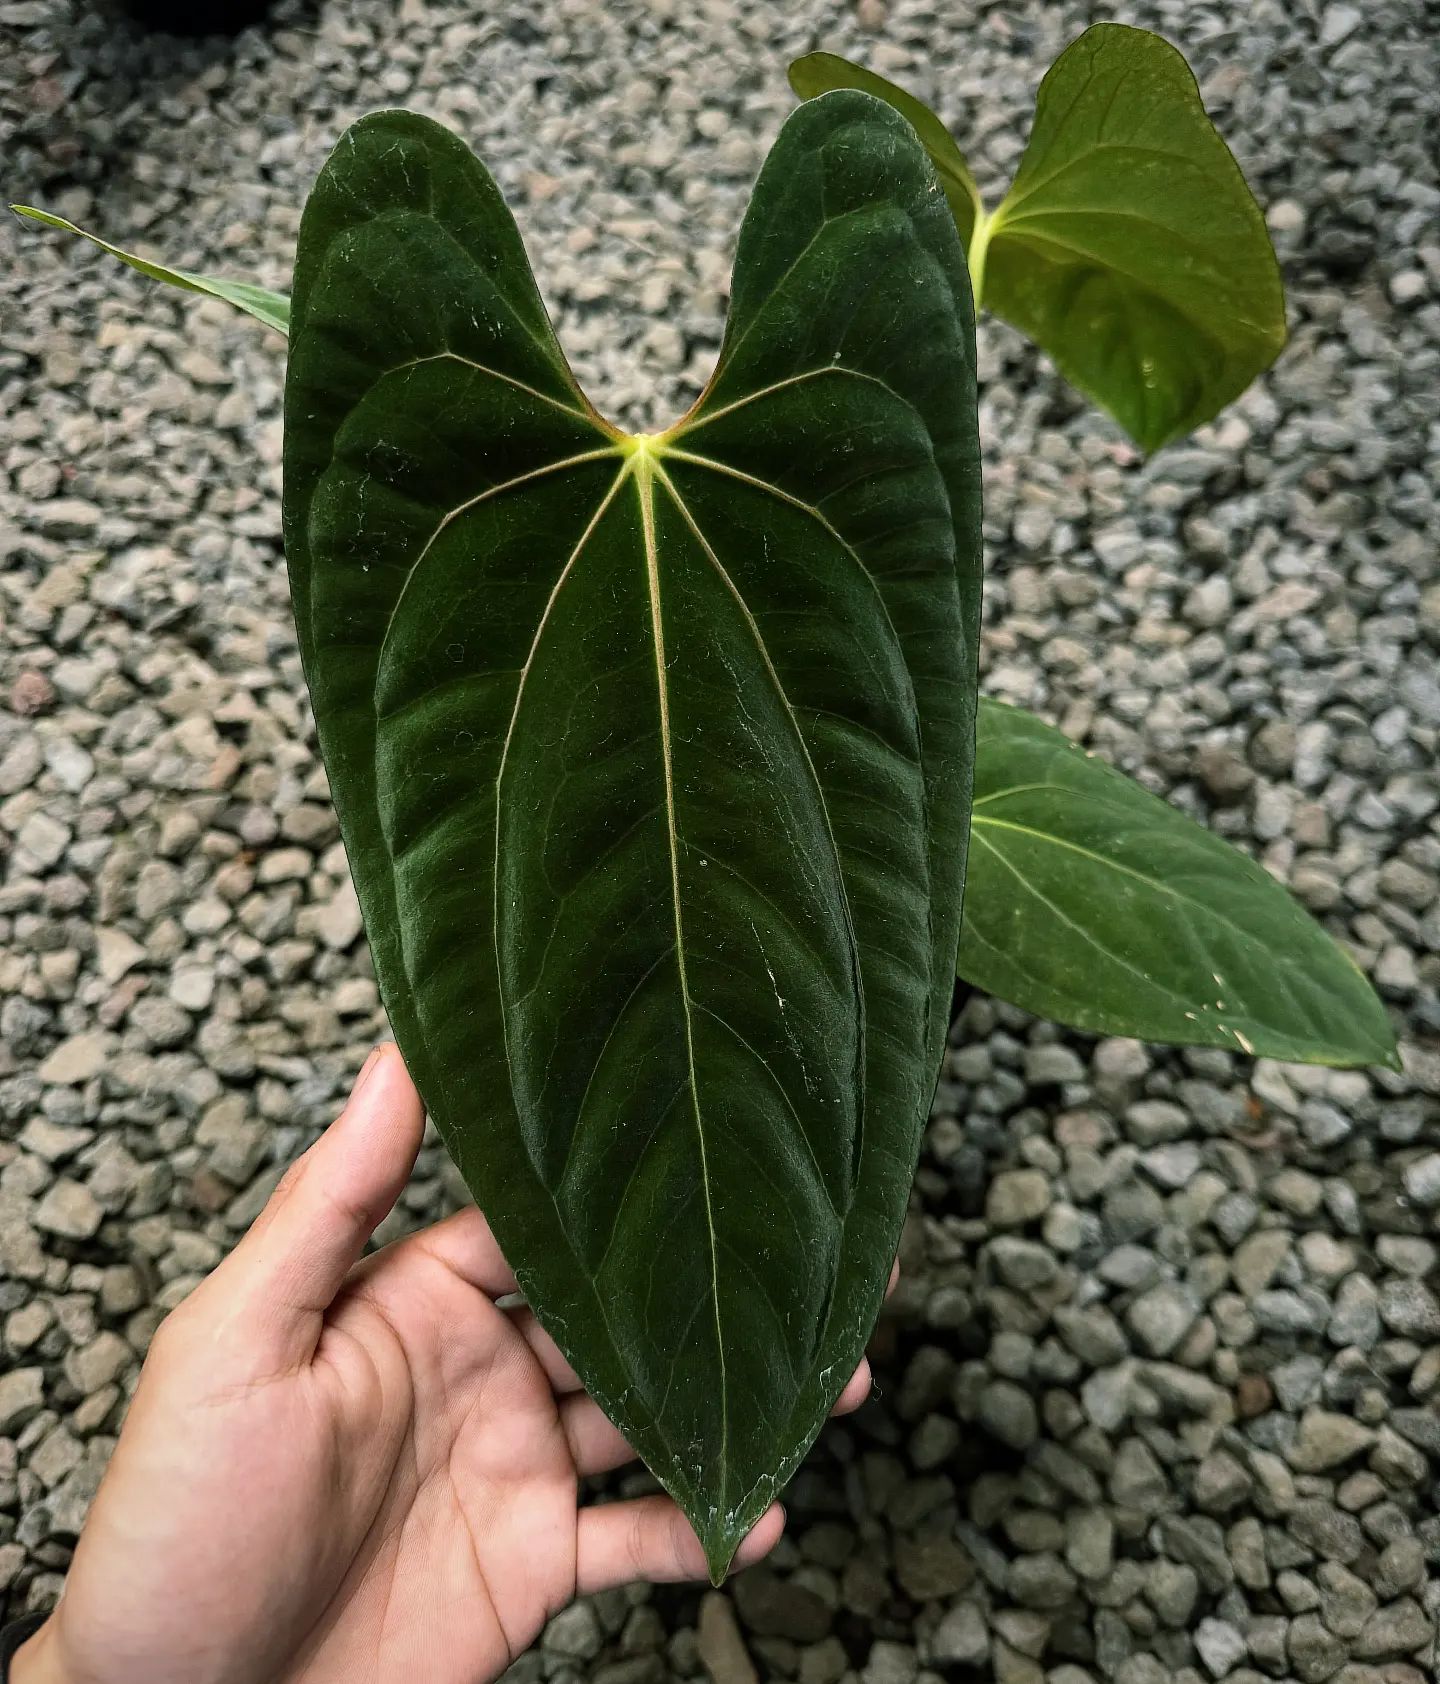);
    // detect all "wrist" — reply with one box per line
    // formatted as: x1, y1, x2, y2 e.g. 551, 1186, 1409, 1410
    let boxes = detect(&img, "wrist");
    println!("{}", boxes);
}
10, 1621, 69, 1684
